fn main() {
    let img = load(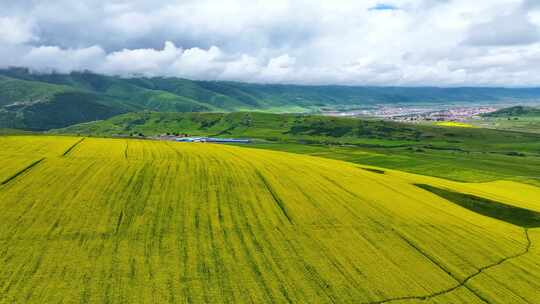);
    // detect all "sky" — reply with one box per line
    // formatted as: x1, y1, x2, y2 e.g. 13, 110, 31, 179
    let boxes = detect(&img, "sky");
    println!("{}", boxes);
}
1, 0, 540, 86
